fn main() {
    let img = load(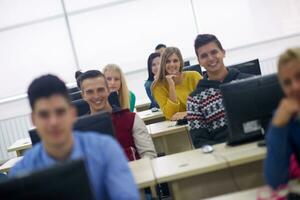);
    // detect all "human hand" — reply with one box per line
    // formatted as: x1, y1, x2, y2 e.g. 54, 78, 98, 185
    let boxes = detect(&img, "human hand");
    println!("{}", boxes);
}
165, 75, 177, 87
272, 98, 300, 127
171, 111, 187, 121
